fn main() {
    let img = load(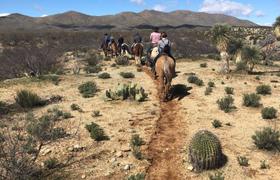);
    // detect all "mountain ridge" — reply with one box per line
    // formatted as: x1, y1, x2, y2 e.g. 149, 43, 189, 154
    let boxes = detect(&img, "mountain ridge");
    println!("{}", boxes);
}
0, 10, 258, 31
